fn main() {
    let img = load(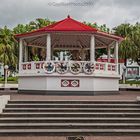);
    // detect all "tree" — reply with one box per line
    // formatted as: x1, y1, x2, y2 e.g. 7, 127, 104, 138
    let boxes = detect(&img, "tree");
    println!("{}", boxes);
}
114, 23, 140, 65
13, 24, 27, 34
130, 22, 140, 64
0, 26, 17, 76
113, 23, 135, 83
29, 18, 55, 30
84, 22, 110, 33
113, 23, 134, 66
